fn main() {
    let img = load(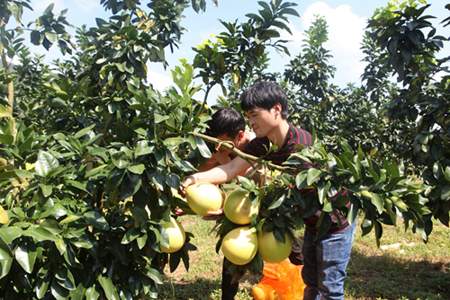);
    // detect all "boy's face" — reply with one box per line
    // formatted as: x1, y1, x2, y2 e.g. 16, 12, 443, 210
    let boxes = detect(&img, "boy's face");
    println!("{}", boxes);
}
216, 131, 246, 152
245, 105, 281, 138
